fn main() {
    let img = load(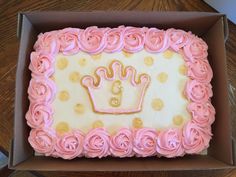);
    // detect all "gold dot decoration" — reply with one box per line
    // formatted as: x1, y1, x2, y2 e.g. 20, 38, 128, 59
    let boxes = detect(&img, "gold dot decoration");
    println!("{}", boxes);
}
78, 58, 87, 66
58, 90, 70, 101
151, 98, 164, 111
91, 53, 102, 60
109, 97, 121, 107
179, 64, 187, 75
181, 91, 187, 99
144, 56, 154, 66
132, 117, 143, 128
74, 103, 85, 114
69, 71, 80, 83
157, 72, 168, 83
57, 57, 68, 70
122, 50, 133, 58
173, 115, 184, 126
56, 121, 70, 134
163, 50, 174, 59
92, 120, 104, 128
